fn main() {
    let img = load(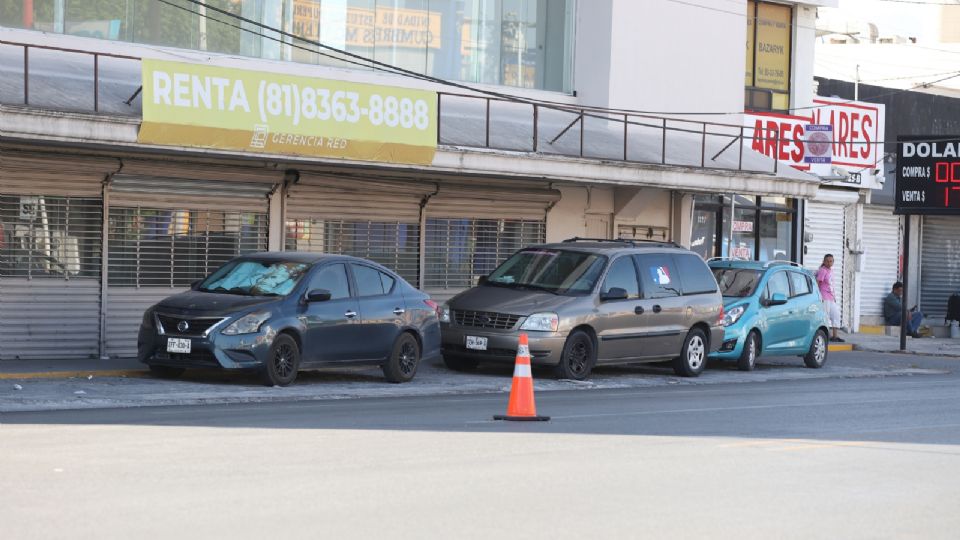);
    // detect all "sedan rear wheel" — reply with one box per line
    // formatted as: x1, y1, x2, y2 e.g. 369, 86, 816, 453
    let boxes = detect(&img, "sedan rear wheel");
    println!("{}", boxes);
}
261, 334, 300, 387
383, 333, 421, 383
673, 328, 708, 377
